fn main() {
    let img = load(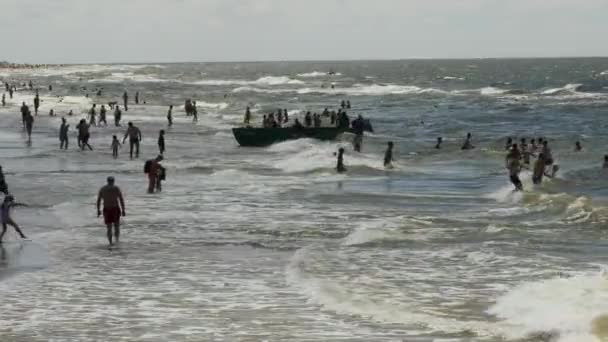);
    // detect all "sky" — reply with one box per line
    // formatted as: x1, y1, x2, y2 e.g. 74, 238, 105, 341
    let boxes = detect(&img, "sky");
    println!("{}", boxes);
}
2, 0, 608, 63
